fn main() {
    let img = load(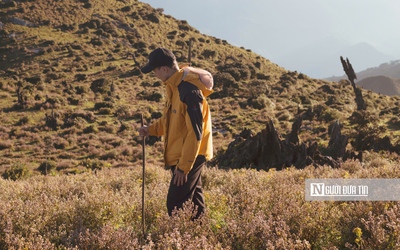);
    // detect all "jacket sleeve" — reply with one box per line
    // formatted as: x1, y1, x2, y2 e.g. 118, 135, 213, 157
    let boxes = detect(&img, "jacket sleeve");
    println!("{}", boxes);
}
177, 82, 204, 174
148, 117, 164, 137
148, 104, 169, 137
